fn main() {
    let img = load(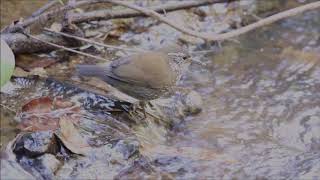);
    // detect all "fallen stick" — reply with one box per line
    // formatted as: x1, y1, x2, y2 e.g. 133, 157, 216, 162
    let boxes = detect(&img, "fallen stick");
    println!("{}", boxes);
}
1, 0, 111, 33
69, 0, 233, 23
0, 0, 233, 53
0, 33, 69, 54
105, 0, 320, 41
30, 0, 60, 18
43, 28, 145, 52
25, 33, 108, 61
2, 1, 319, 53
2, 0, 232, 34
